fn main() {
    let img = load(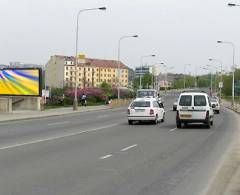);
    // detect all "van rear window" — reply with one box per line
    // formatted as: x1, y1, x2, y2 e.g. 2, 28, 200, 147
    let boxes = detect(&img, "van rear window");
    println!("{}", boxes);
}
179, 95, 192, 106
194, 95, 206, 106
